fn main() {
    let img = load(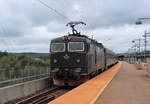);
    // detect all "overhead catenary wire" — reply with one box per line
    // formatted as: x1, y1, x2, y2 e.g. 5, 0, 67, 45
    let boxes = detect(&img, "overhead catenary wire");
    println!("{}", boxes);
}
37, 0, 71, 21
